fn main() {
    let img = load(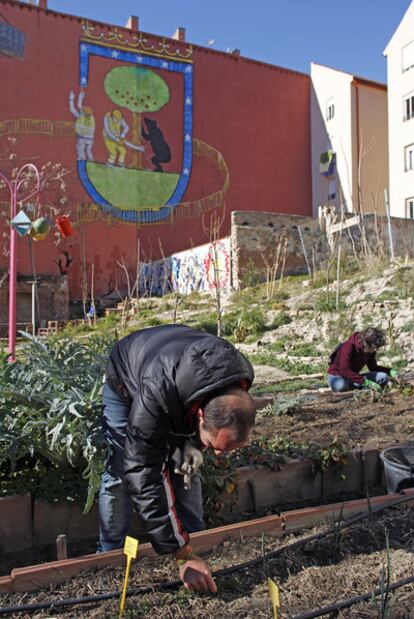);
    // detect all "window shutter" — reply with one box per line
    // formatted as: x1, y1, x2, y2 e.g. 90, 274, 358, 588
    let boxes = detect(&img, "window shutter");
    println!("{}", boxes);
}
402, 40, 414, 72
